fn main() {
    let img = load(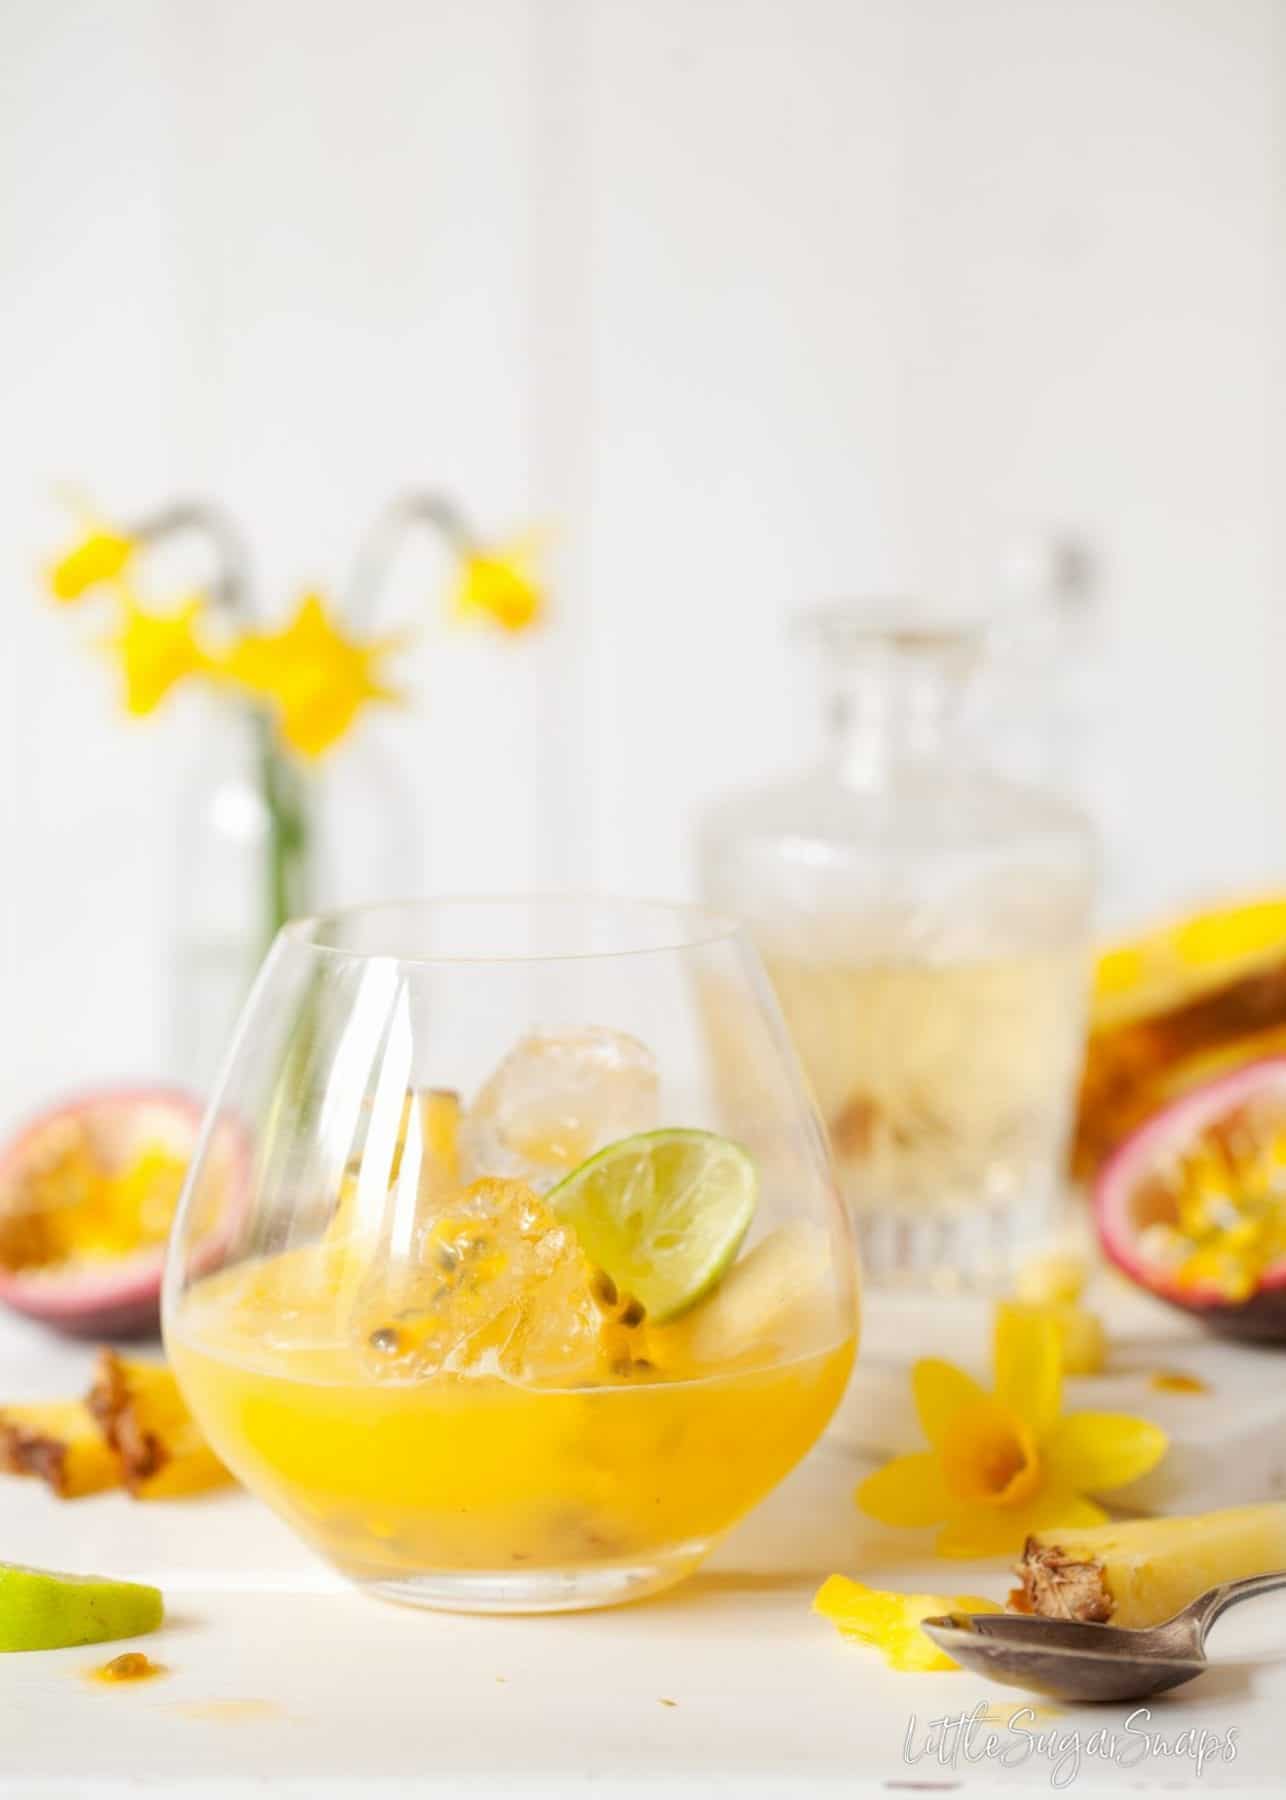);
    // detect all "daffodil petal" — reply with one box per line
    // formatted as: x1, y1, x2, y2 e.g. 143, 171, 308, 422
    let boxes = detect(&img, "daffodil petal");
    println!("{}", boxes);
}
219, 591, 400, 757
49, 529, 133, 603
856, 1453, 951, 1527
934, 1505, 1038, 1559
912, 1359, 987, 1449
1025, 1486, 1110, 1532
452, 545, 544, 632
939, 1398, 1041, 1507
814, 1575, 900, 1636
103, 594, 208, 715
1043, 1412, 1169, 1493
814, 1576, 1003, 1671
933, 1487, 1107, 1559
994, 1302, 1062, 1438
